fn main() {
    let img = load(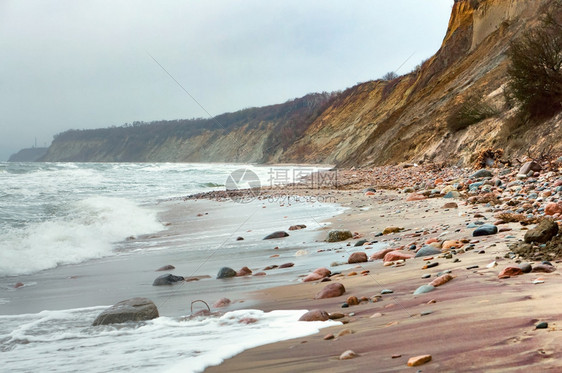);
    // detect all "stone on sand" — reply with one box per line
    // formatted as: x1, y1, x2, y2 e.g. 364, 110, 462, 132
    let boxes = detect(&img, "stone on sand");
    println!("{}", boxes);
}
414, 285, 435, 295
327, 230, 353, 242
383, 251, 413, 262
370, 248, 394, 260
236, 266, 252, 276
407, 354, 432, 367
339, 350, 358, 360
430, 274, 454, 287
473, 224, 498, 236
348, 252, 368, 264
415, 246, 442, 258
498, 266, 524, 279
156, 265, 175, 272
298, 309, 330, 322
315, 283, 346, 299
